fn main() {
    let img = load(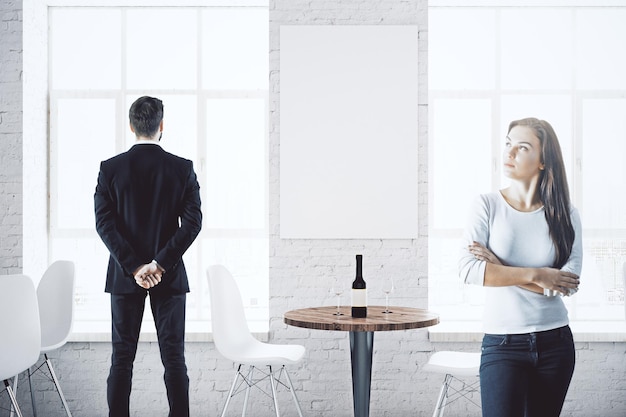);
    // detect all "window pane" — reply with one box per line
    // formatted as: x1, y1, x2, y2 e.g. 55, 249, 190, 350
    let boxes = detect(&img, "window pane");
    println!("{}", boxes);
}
500, 95, 573, 189
49, 237, 110, 321
429, 237, 485, 322
50, 8, 121, 89
429, 9, 496, 90
582, 99, 626, 229
202, 9, 269, 90
500, 9, 573, 90
205, 99, 266, 229
125, 94, 198, 167
576, 238, 626, 319
54, 98, 116, 229
431, 99, 492, 229
180, 240, 201, 320
576, 9, 626, 89
126, 9, 197, 89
